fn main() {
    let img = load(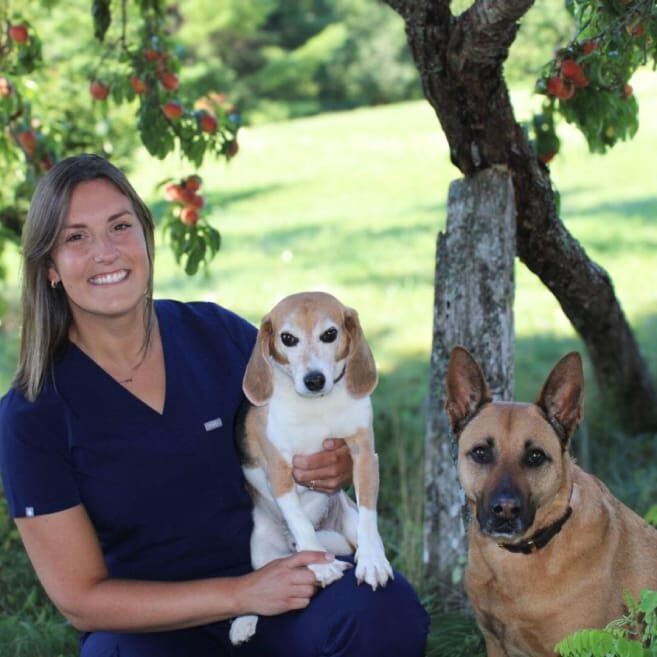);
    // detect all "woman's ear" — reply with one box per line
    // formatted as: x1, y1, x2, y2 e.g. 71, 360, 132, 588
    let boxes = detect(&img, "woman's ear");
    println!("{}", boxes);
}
243, 316, 274, 406
47, 261, 60, 287
343, 307, 377, 398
